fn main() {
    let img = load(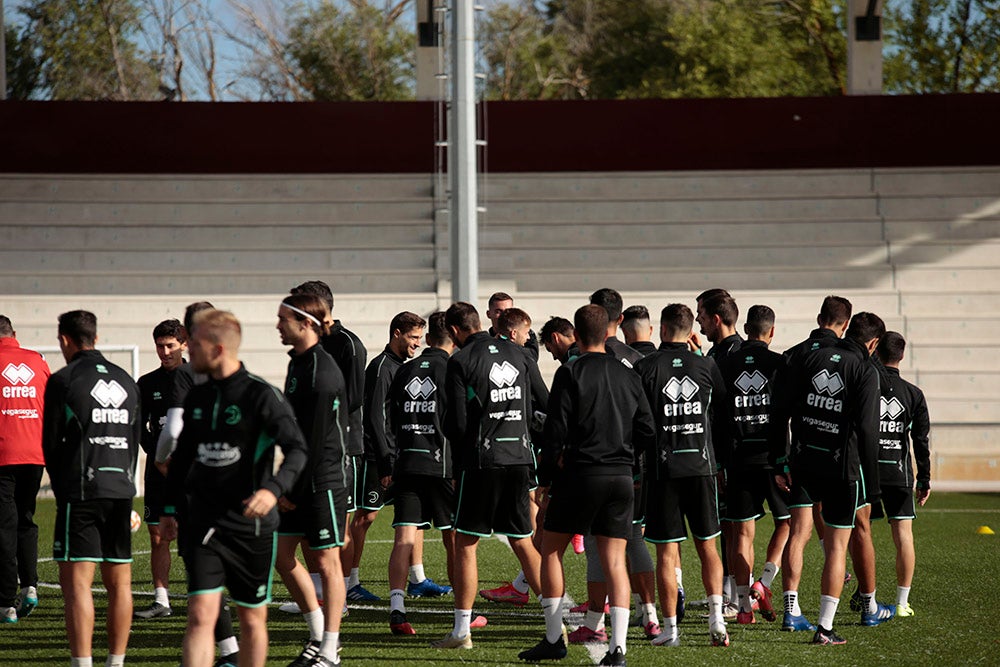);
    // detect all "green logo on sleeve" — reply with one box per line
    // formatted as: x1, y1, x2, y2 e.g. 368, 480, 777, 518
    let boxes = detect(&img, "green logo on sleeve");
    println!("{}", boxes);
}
225, 405, 242, 425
